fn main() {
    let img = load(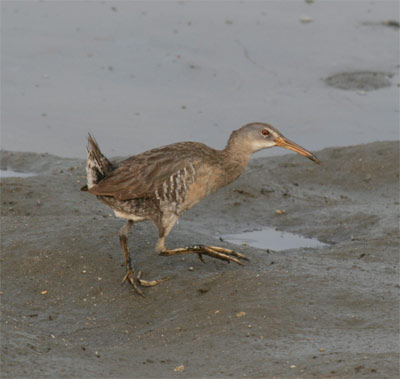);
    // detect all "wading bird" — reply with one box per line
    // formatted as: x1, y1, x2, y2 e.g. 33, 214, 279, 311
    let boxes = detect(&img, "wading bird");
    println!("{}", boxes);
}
82, 122, 320, 295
